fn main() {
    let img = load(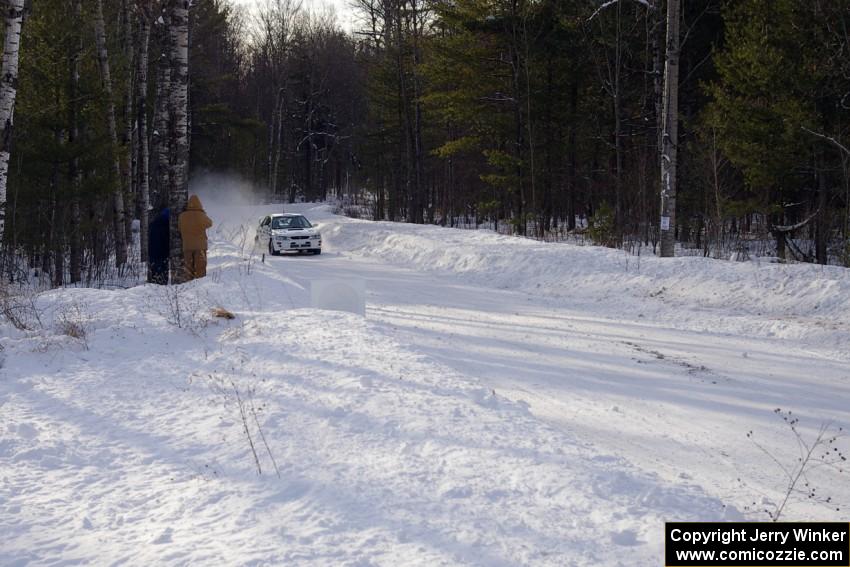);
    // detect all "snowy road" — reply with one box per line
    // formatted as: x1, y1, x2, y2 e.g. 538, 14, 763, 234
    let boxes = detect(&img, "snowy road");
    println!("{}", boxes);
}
268, 207, 850, 524
2, 201, 848, 566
